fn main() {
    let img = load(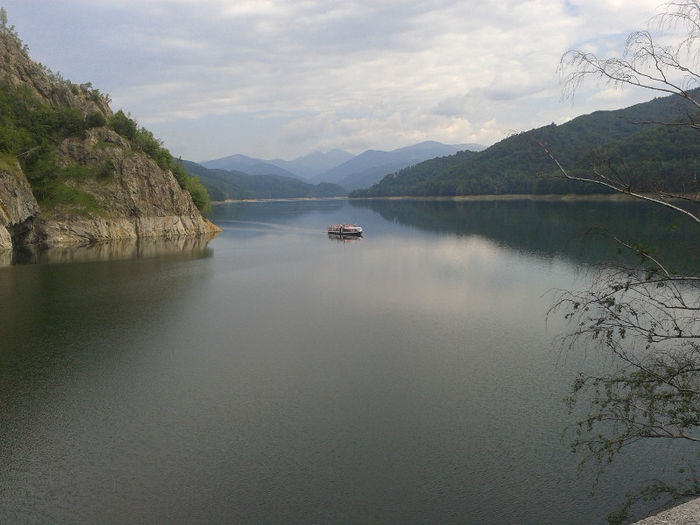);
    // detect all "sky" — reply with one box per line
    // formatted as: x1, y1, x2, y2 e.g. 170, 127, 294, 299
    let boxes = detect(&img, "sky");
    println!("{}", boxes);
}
0, 0, 680, 162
